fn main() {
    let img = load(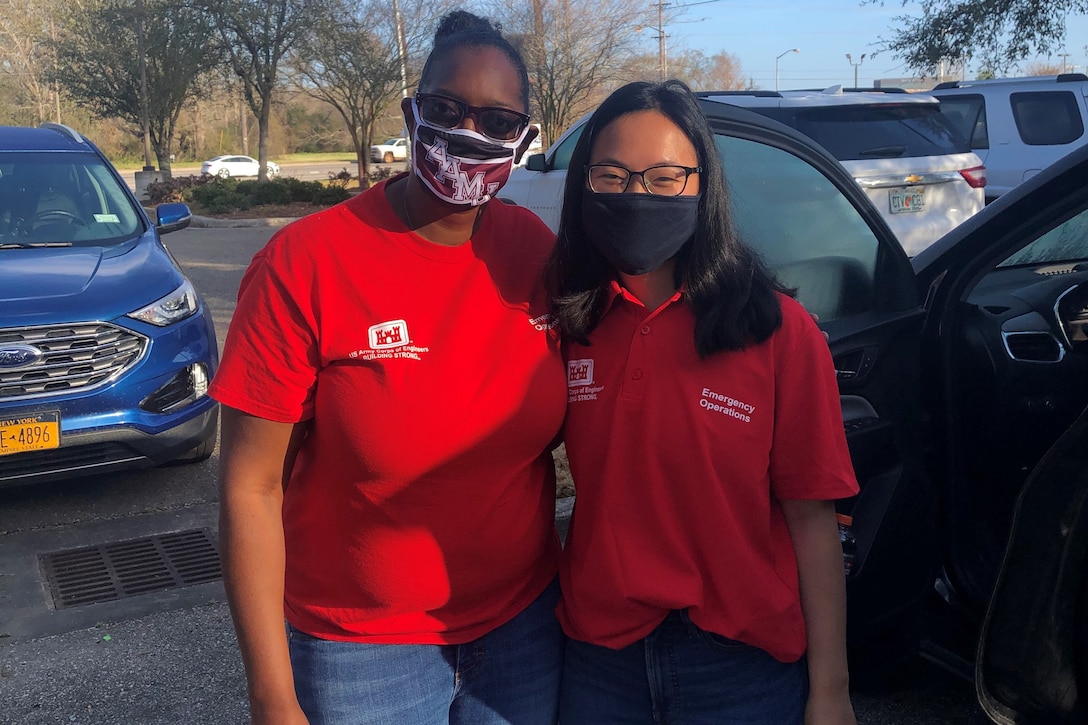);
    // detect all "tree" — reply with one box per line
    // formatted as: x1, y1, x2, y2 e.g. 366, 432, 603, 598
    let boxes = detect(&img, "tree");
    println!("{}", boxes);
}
870, 0, 1088, 75
50, 0, 219, 174
496, 0, 645, 148
0, 0, 65, 125
664, 49, 746, 91
290, 0, 448, 185
201, 0, 328, 180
